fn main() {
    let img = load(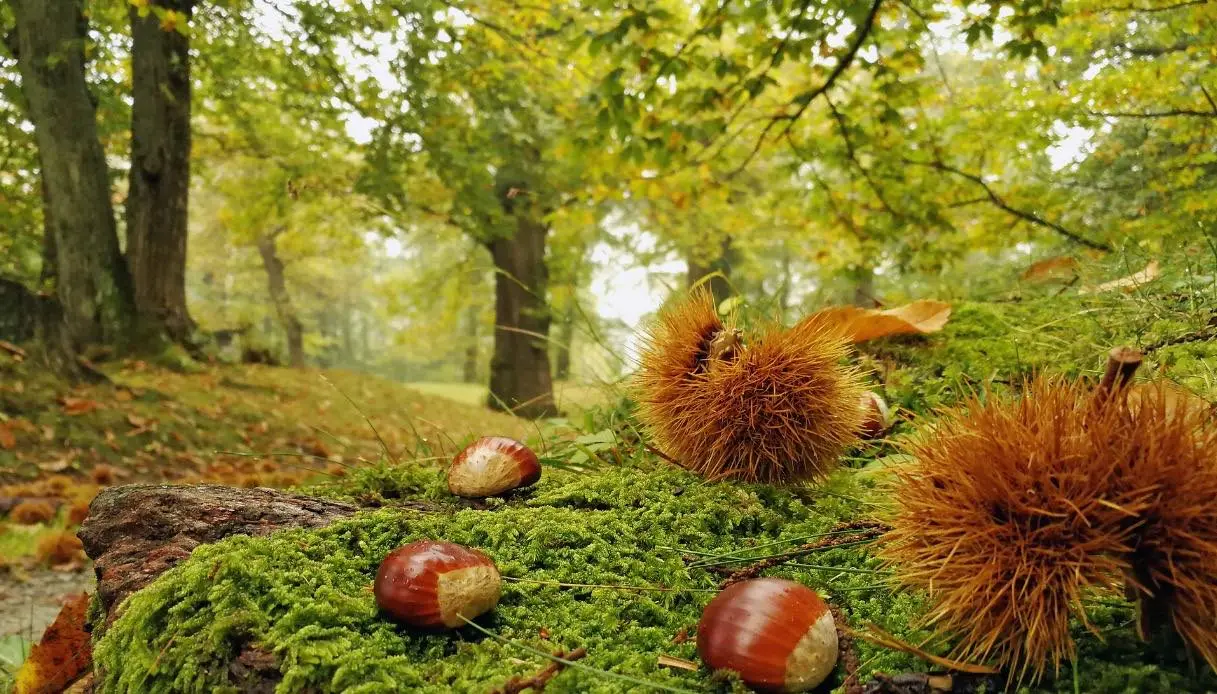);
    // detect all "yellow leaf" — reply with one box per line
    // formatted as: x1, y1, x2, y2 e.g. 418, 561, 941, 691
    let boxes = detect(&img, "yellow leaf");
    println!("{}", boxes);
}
1078, 260, 1160, 294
